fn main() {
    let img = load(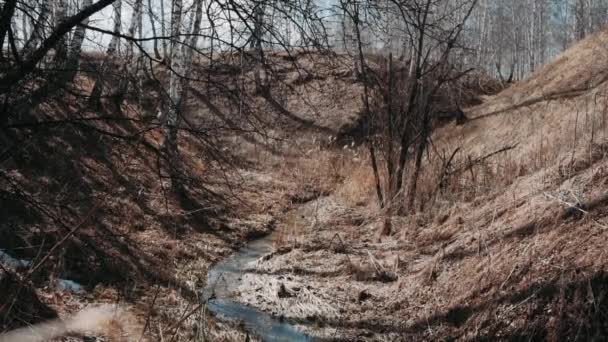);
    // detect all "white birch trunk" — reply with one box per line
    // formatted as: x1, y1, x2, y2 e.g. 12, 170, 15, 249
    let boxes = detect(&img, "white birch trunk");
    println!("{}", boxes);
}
52, 0, 68, 68
162, 0, 204, 188
163, 0, 184, 182
63, 0, 93, 83
160, 0, 168, 57
20, 8, 28, 48
125, 0, 143, 61
167, 0, 183, 125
